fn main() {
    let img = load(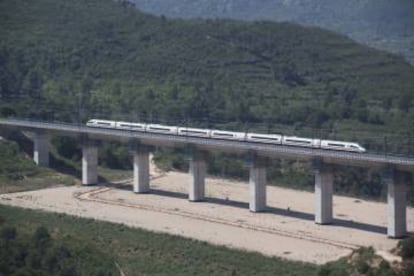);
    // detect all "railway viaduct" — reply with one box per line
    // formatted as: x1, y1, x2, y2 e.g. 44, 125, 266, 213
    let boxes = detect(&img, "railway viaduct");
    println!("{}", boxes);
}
1, 118, 413, 238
